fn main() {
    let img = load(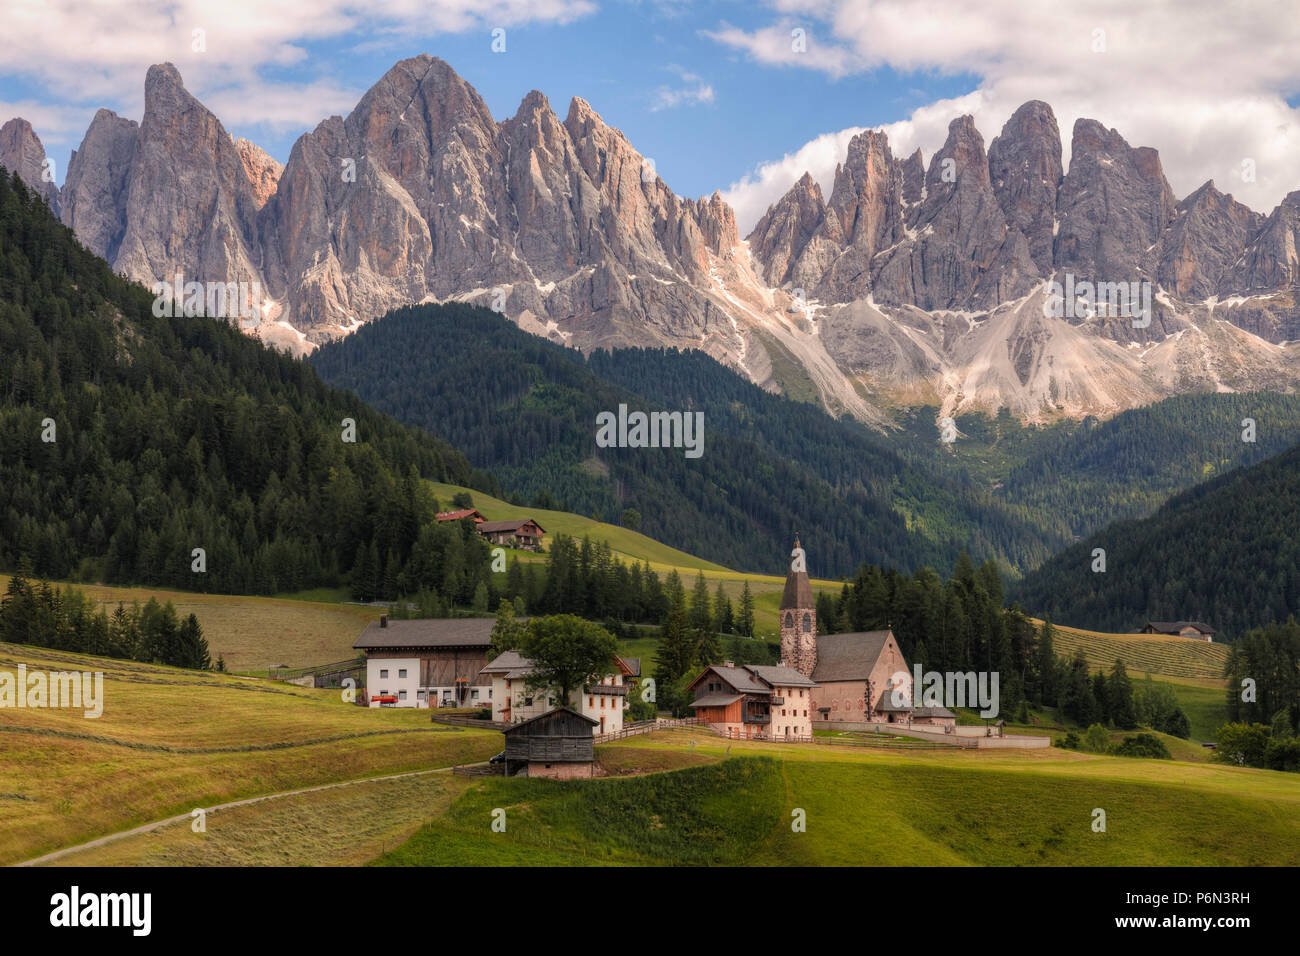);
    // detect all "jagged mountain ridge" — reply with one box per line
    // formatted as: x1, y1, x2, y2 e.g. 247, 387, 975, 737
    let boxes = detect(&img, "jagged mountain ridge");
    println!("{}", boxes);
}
4, 59, 1299, 423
